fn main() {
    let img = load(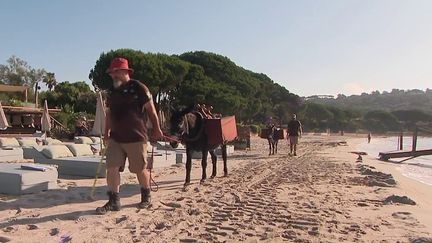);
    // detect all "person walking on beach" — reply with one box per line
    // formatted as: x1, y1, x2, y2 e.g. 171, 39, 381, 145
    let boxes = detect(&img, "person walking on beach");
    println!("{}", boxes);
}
367, 133, 371, 143
287, 114, 302, 156
96, 57, 163, 214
